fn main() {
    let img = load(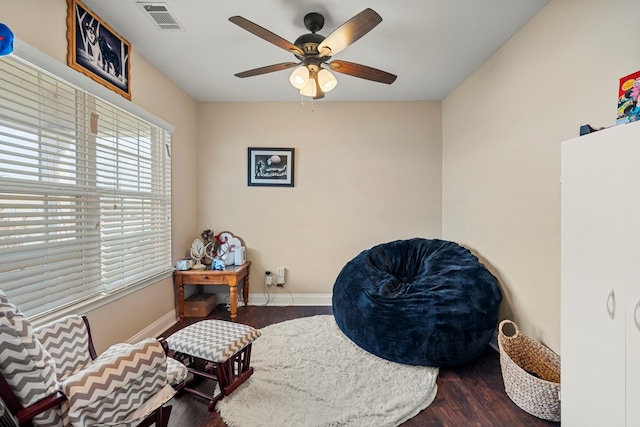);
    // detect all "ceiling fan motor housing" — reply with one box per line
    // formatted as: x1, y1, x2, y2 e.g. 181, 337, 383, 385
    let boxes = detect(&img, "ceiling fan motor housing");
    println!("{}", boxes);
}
293, 32, 326, 60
